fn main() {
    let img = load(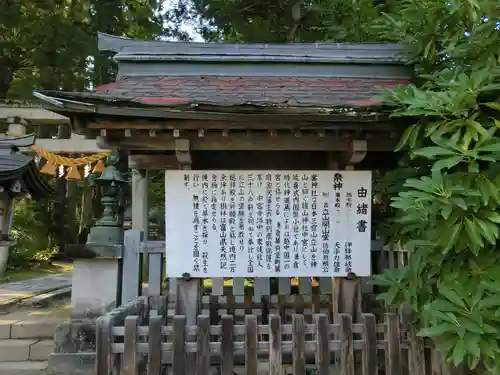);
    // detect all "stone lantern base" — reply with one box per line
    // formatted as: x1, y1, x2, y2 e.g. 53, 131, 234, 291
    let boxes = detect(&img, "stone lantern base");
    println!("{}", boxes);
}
0, 240, 15, 278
